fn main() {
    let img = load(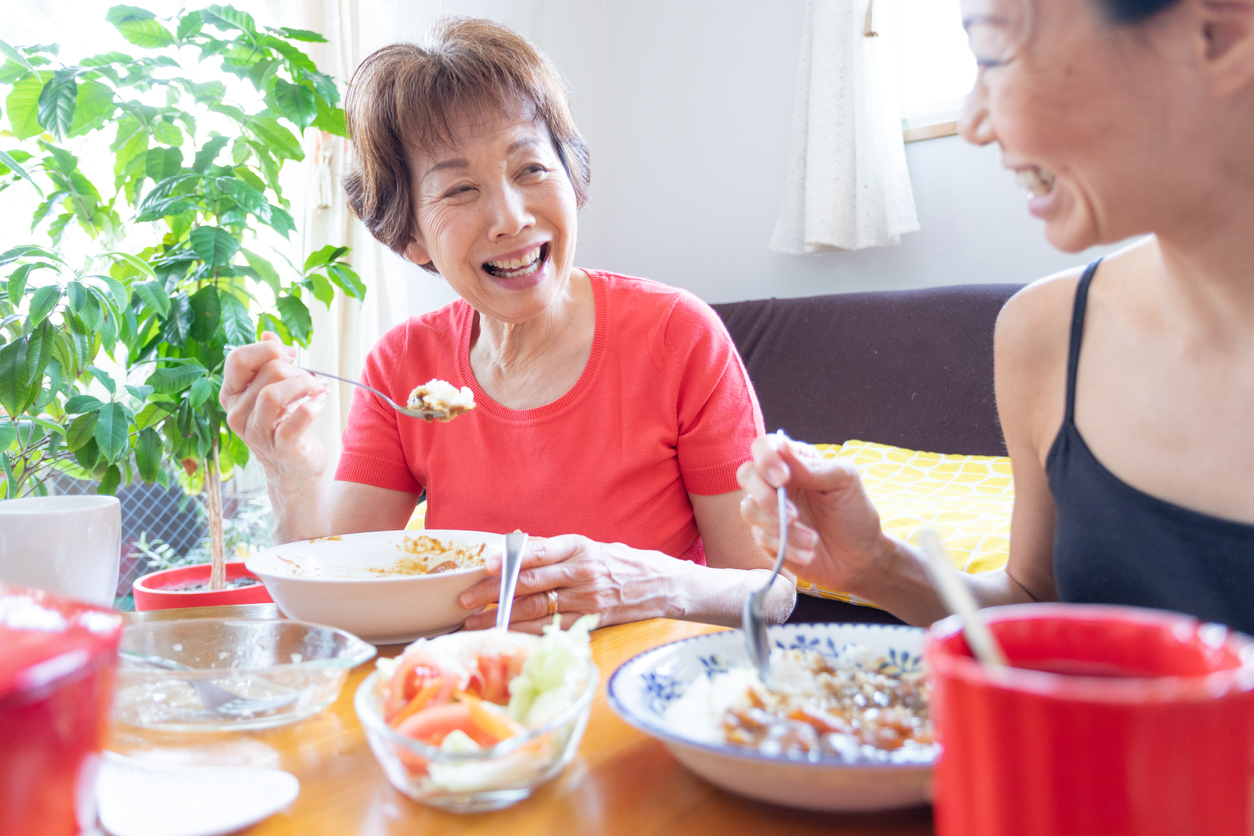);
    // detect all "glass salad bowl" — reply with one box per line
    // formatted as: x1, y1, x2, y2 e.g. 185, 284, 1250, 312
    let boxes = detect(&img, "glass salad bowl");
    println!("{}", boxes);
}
112, 619, 376, 732
354, 626, 599, 812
